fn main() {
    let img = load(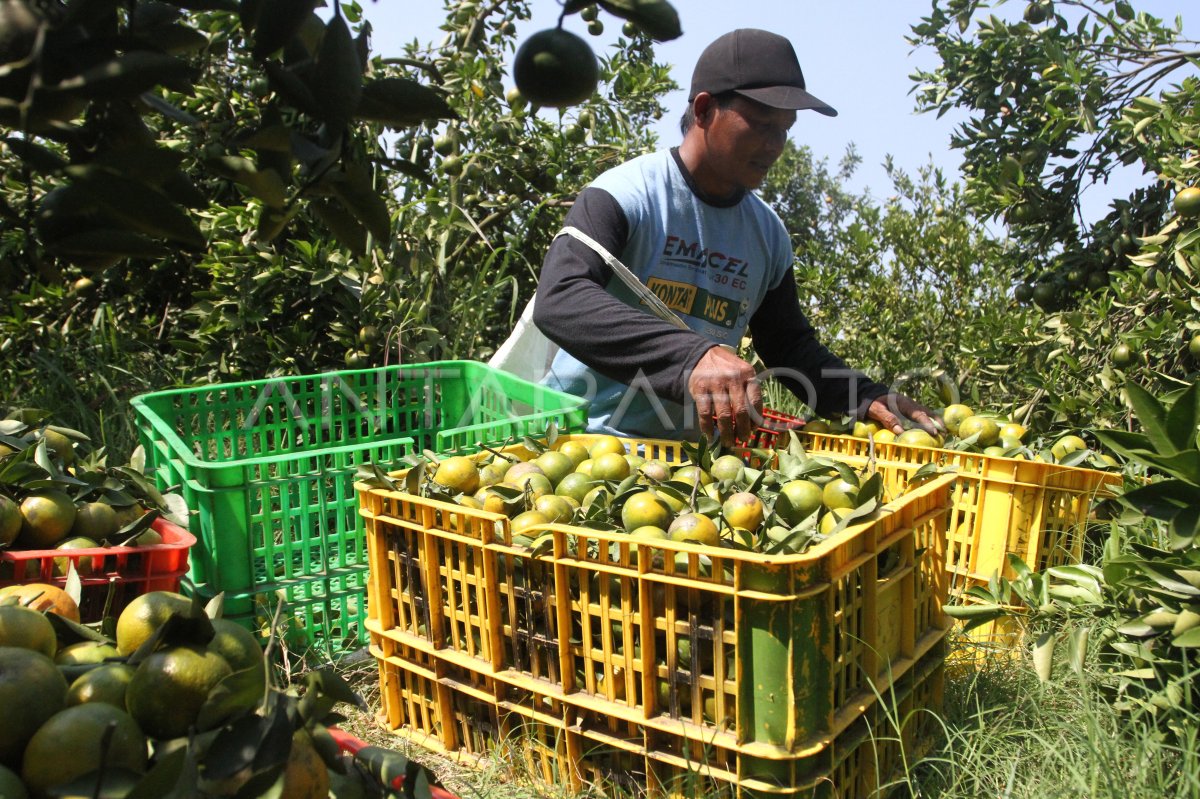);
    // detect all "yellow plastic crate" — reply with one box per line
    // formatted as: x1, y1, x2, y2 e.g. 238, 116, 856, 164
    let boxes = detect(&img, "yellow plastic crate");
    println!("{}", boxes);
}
359, 434, 954, 759
784, 432, 1120, 594
372, 636, 944, 799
